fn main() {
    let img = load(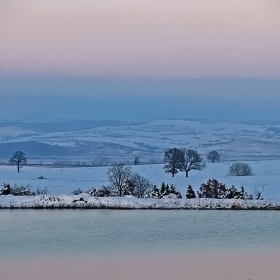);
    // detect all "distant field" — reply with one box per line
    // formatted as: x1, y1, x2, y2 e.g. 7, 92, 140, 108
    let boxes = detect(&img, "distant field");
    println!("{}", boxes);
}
1, 160, 280, 199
